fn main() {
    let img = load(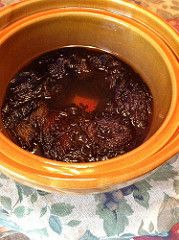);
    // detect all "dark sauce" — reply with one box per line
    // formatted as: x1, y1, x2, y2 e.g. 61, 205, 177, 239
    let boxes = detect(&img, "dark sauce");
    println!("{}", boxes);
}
1, 47, 153, 162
